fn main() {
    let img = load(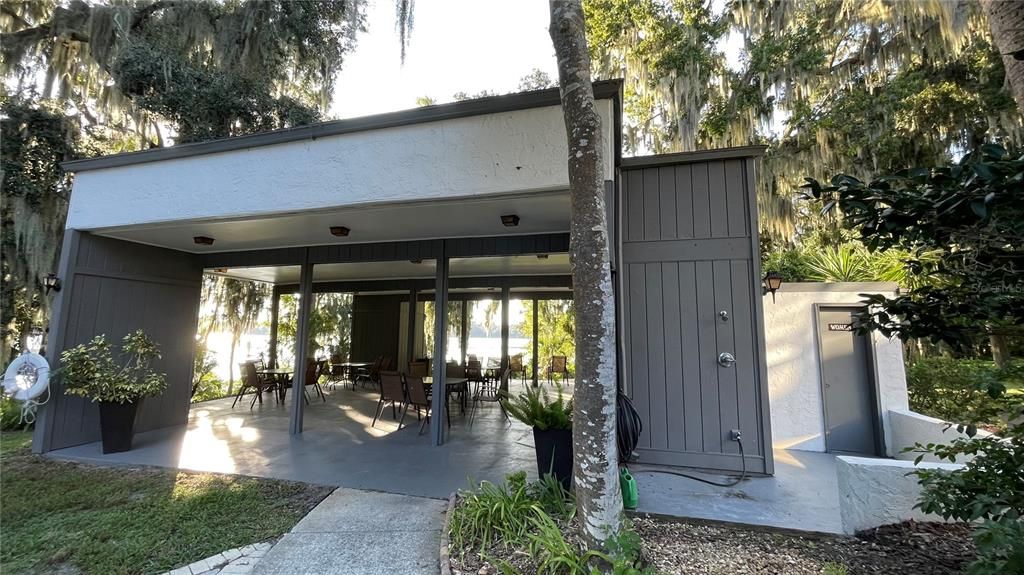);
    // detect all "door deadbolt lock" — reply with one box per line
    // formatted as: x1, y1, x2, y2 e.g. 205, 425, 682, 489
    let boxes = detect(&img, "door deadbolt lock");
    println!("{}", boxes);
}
719, 310, 729, 321
718, 352, 736, 368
